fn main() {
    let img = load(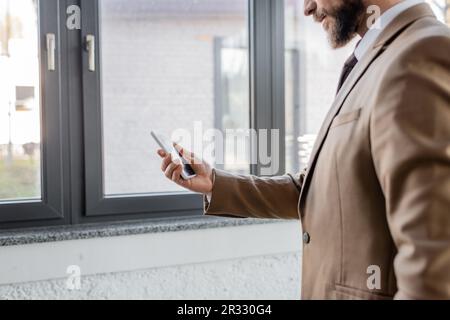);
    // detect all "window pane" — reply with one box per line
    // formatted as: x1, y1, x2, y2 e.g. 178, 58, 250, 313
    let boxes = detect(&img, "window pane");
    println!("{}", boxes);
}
100, 0, 250, 195
284, 0, 356, 173
0, 0, 41, 201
